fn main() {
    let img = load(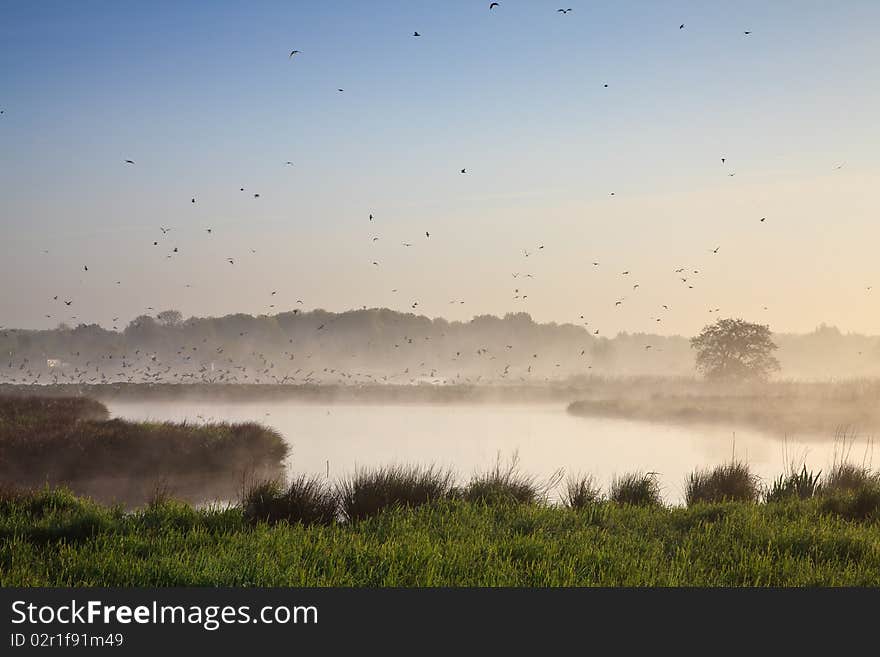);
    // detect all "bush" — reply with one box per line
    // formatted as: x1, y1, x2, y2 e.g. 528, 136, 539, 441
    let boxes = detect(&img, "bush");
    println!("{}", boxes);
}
562, 474, 601, 509
242, 475, 337, 526
685, 461, 759, 506
337, 465, 455, 522
765, 465, 822, 503
610, 472, 662, 507
462, 454, 561, 506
